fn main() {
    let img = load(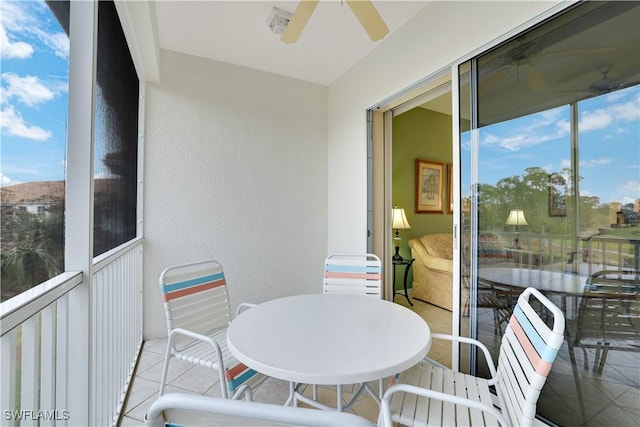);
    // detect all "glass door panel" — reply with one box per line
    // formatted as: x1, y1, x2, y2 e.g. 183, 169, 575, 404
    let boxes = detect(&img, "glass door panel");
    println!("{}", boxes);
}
460, 2, 640, 425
